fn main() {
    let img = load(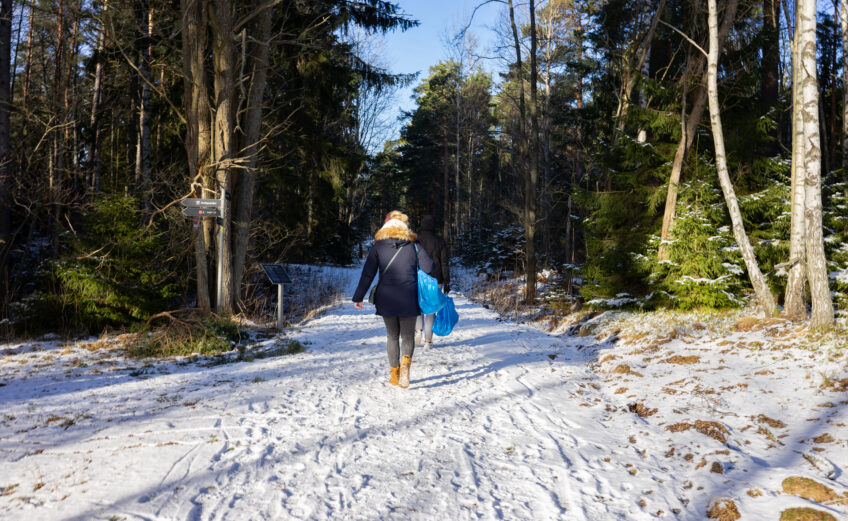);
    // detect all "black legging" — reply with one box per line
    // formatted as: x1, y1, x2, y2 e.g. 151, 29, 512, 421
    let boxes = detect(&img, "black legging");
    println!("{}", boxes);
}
382, 316, 417, 367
